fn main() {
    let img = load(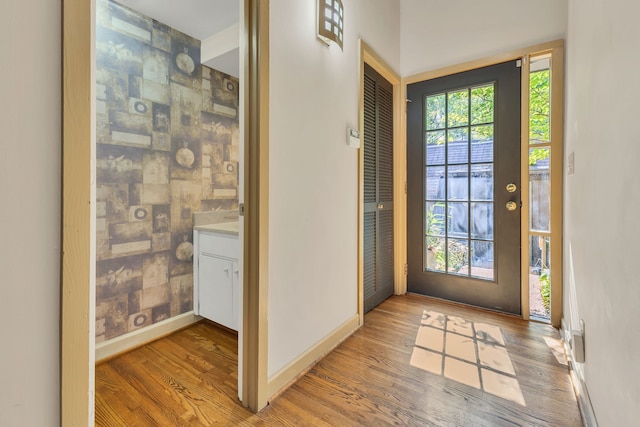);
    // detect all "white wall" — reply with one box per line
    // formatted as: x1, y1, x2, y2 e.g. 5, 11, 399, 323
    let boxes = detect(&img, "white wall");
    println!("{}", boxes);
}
268, 0, 400, 377
564, 0, 640, 425
400, 0, 567, 76
0, 1, 61, 425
